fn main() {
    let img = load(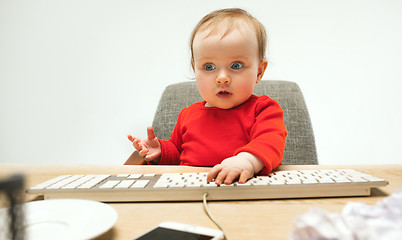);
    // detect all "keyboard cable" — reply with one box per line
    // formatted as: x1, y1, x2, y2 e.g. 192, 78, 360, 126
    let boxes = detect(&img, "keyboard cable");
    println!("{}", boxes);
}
202, 193, 230, 240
